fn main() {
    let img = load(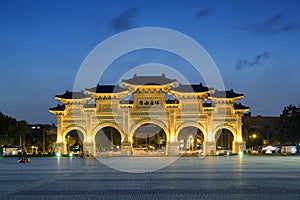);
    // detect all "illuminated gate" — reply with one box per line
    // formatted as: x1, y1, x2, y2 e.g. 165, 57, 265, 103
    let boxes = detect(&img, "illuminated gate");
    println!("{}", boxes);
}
50, 74, 249, 156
